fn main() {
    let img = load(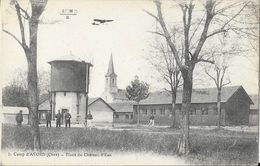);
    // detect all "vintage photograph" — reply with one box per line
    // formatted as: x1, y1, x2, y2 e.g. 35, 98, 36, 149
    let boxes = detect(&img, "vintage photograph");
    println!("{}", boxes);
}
0, 0, 259, 165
